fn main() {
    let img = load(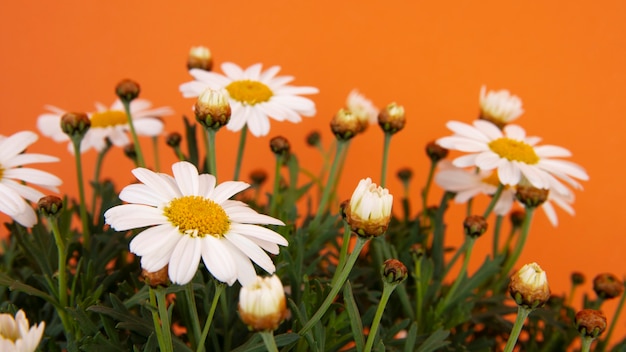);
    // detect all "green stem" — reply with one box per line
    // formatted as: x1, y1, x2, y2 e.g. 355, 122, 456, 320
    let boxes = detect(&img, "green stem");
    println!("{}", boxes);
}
581, 336, 594, 352
414, 255, 424, 326
421, 160, 437, 213
432, 192, 454, 280
121, 100, 146, 167
502, 207, 535, 276
233, 125, 248, 181
205, 128, 218, 179
149, 287, 167, 352
173, 146, 186, 161
503, 306, 532, 352
185, 283, 202, 350
259, 330, 279, 352
196, 283, 225, 352
438, 237, 475, 314
492, 215, 503, 259
483, 183, 504, 218
333, 222, 353, 285
71, 138, 91, 249
48, 215, 73, 337
364, 281, 397, 352
155, 287, 174, 352
152, 136, 161, 172
599, 282, 626, 350
380, 133, 392, 188
311, 140, 347, 227
300, 236, 369, 335
91, 143, 110, 217
270, 154, 283, 217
